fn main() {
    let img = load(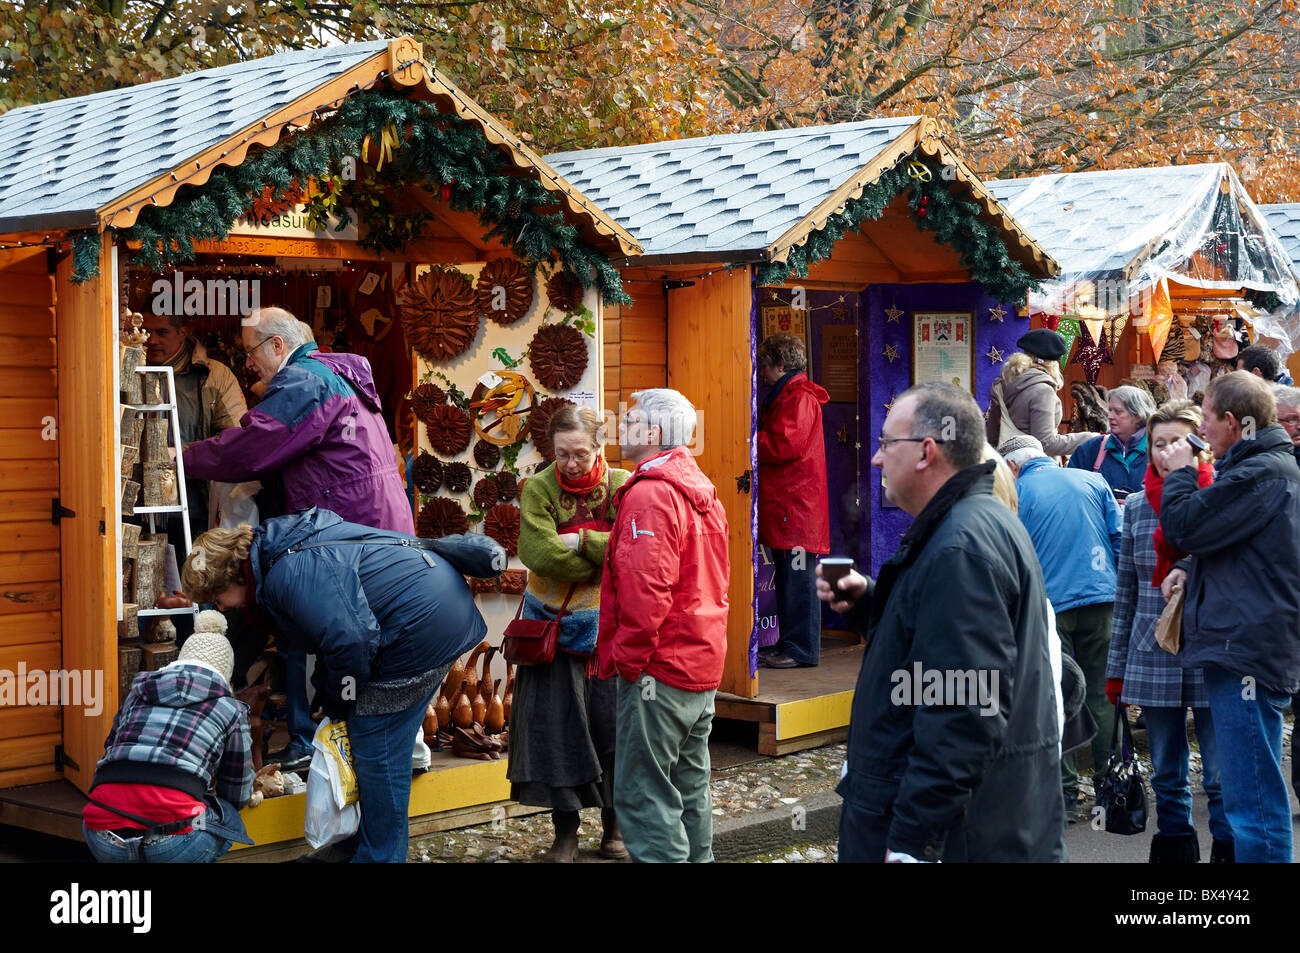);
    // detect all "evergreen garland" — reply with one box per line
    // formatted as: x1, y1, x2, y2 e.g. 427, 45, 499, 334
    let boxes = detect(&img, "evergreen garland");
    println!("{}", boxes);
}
72, 92, 630, 304
72, 230, 100, 281
752, 158, 1041, 304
